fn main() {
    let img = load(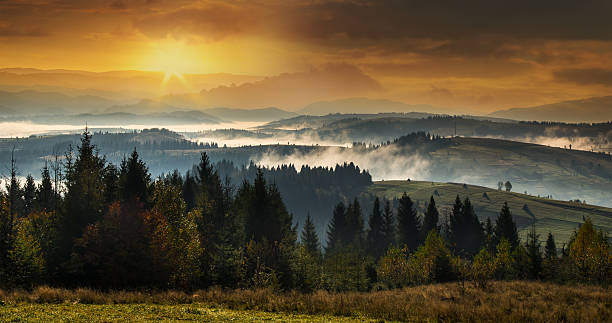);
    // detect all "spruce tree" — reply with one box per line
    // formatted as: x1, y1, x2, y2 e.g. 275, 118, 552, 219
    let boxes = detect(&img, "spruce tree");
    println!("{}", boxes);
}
448, 195, 463, 253
366, 197, 385, 259
37, 163, 53, 211
301, 214, 321, 258
397, 193, 420, 251
118, 149, 151, 204
463, 197, 484, 256
421, 196, 439, 239
345, 198, 364, 249
484, 217, 495, 253
326, 202, 346, 253
495, 202, 519, 249
22, 175, 36, 216
524, 223, 542, 279
381, 199, 396, 249
62, 130, 106, 243
544, 232, 557, 260
102, 164, 119, 205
